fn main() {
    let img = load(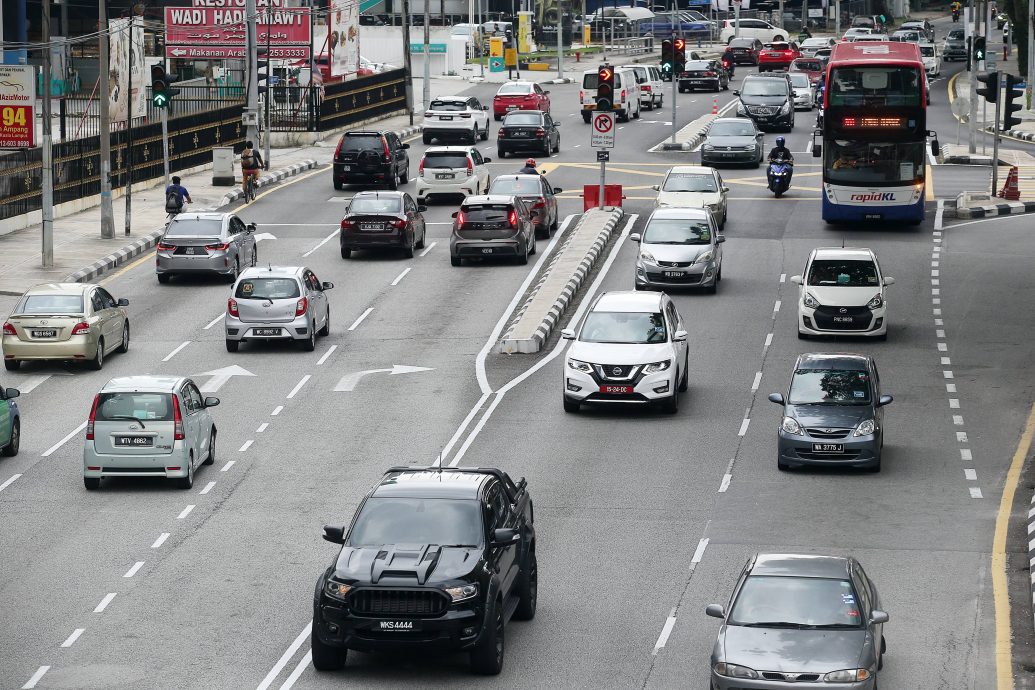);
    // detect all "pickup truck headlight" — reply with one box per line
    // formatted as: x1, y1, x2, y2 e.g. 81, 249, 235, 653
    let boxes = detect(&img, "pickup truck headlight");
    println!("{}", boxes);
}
324, 580, 353, 602
643, 359, 671, 373
803, 292, 820, 309
567, 358, 592, 373
781, 416, 804, 435
445, 583, 479, 602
